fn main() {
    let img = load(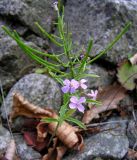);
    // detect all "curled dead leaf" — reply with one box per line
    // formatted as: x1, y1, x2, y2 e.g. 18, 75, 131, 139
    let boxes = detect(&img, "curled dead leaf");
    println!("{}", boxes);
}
10, 93, 52, 122
11, 93, 84, 153
82, 83, 126, 124
129, 53, 137, 65
128, 149, 137, 159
